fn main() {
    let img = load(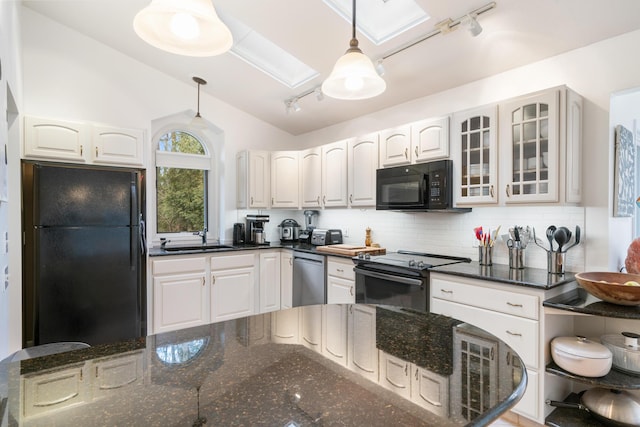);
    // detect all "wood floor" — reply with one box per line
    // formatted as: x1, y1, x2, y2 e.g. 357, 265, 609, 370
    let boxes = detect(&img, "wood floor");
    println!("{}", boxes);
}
490, 411, 543, 427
